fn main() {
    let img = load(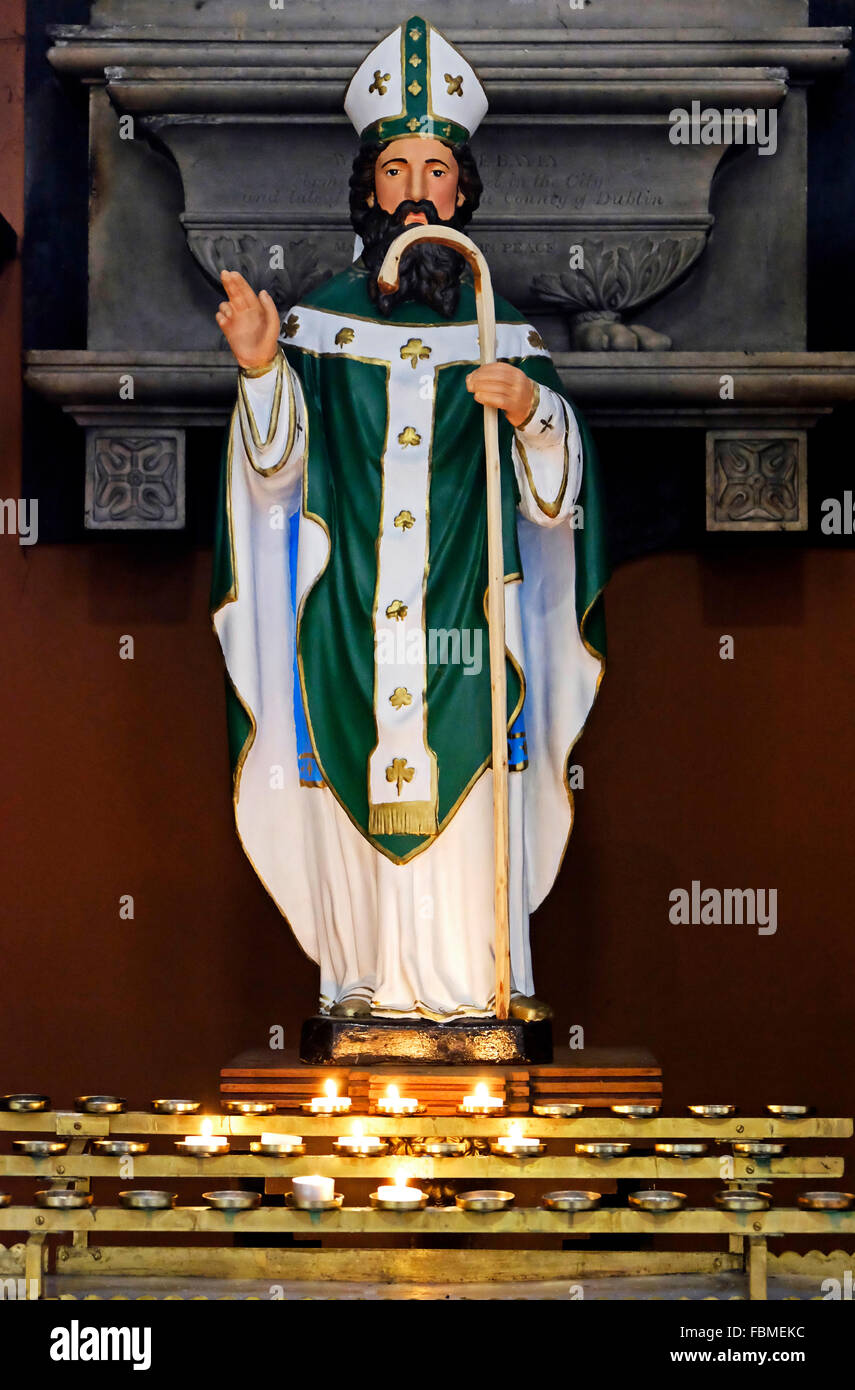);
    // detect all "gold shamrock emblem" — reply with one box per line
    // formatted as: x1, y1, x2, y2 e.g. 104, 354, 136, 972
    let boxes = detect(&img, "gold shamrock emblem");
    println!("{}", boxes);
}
335, 327, 355, 347
283, 313, 300, 339
409, 26, 422, 40
398, 426, 422, 448
406, 117, 421, 133
400, 338, 432, 370
386, 757, 415, 797
385, 600, 408, 622
527, 329, 547, 350
369, 70, 391, 96
445, 73, 464, 97
409, 55, 422, 68
394, 509, 415, 531
408, 80, 422, 96
389, 687, 413, 709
